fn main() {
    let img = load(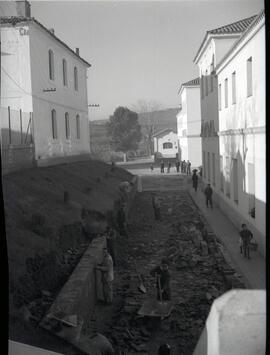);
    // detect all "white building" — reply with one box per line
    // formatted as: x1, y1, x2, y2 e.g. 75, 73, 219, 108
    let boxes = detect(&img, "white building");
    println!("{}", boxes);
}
177, 78, 201, 168
153, 129, 178, 160
216, 11, 265, 255
1, 1, 91, 167
193, 15, 256, 194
